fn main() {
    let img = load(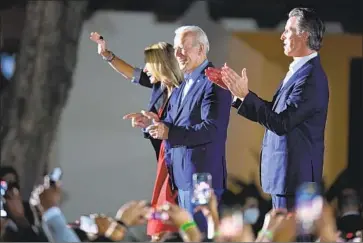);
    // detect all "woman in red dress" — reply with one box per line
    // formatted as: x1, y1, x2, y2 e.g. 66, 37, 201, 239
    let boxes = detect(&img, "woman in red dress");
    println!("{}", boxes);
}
89, 33, 183, 241
146, 95, 177, 241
